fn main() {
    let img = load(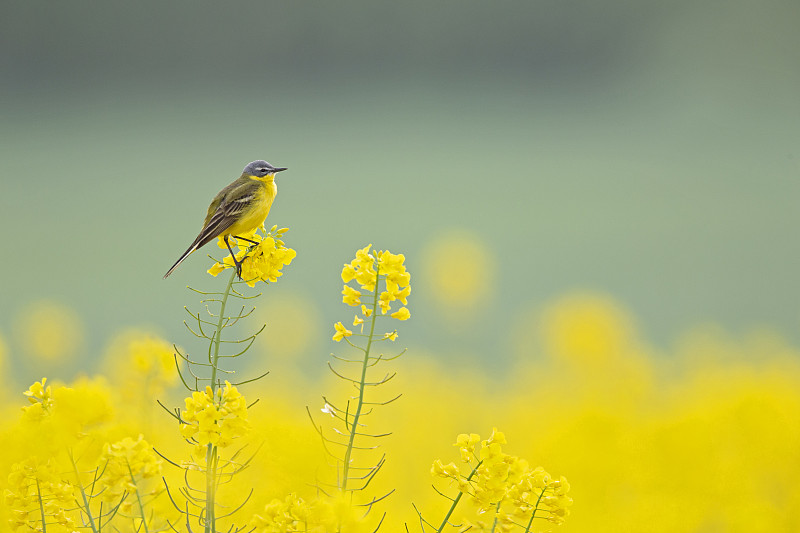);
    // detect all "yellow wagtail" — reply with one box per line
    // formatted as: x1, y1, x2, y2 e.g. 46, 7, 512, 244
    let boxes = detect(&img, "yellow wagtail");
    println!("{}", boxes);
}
164, 159, 287, 279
